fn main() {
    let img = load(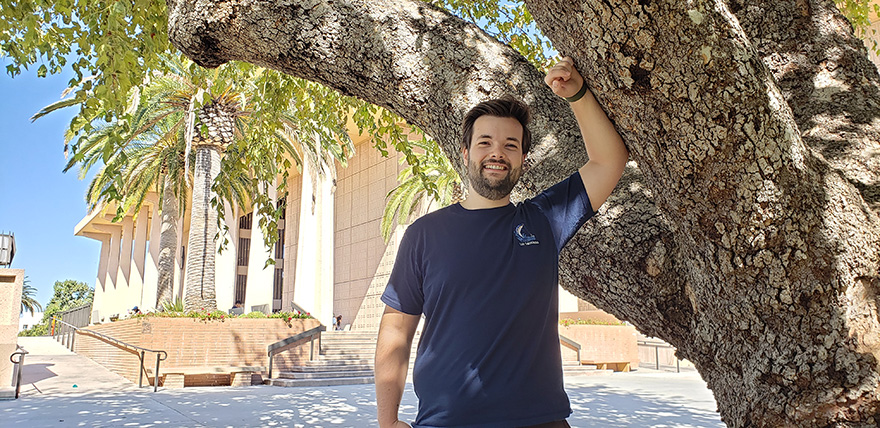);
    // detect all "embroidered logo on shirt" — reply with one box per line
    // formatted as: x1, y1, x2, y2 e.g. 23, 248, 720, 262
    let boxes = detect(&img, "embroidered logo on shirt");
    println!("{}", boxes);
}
514, 223, 539, 246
